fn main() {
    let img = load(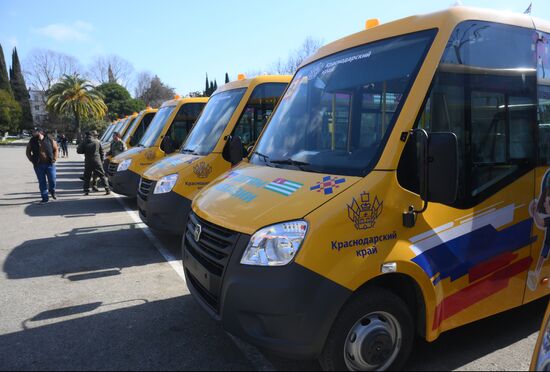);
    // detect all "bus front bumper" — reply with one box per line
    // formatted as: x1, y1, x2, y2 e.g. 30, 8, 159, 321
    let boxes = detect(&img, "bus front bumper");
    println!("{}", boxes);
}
138, 190, 191, 235
183, 231, 351, 359
108, 169, 140, 197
